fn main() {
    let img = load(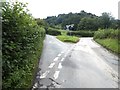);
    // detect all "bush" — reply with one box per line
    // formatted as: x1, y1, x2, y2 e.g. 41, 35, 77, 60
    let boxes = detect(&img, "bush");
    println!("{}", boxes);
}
46, 27, 61, 36
2, 2, 45, 89
67, 30, 95, 37
93, 29, 119, 39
